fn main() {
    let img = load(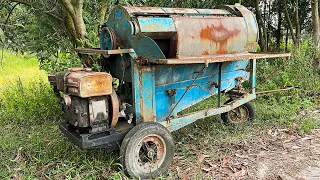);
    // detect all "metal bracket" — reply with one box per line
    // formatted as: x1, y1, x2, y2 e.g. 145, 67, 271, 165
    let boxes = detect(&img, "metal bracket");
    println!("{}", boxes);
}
166, 89, 177, 105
